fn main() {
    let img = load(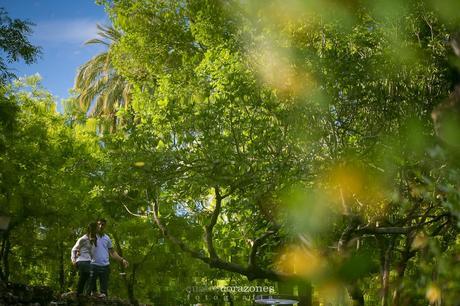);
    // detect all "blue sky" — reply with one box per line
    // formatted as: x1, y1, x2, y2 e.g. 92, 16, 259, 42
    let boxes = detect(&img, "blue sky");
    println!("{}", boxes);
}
1, 0, 110, 104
